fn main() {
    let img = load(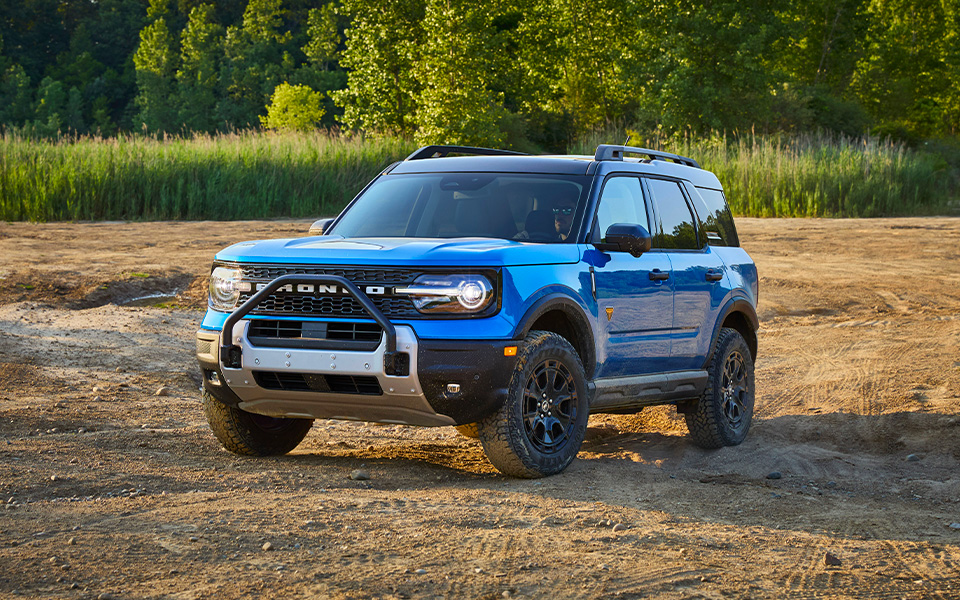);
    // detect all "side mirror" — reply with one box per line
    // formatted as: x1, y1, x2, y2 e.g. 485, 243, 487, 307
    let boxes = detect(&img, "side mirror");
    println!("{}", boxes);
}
604, 223, 652, 257
308, 218, 335, 236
